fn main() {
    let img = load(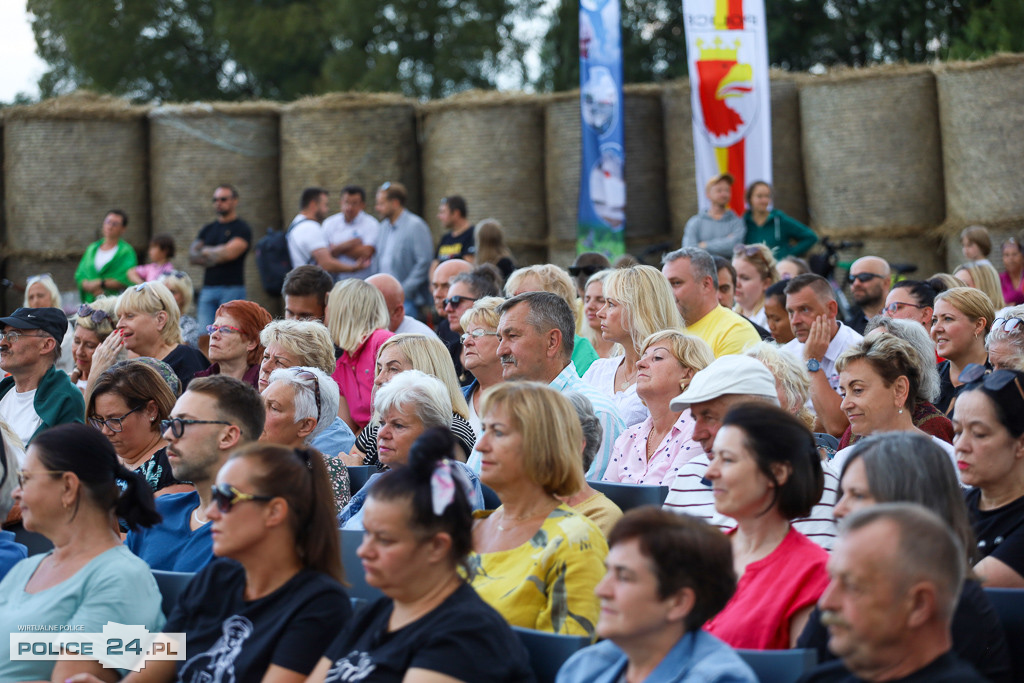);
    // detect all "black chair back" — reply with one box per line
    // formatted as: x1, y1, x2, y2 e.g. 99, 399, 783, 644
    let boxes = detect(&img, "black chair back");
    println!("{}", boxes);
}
347, 465, 375, 494
736, 648, 817, 683
512, 625, 590, 683
339, 528, 384, 602
152, 569, 195, 618
588, 481, 669, 512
